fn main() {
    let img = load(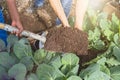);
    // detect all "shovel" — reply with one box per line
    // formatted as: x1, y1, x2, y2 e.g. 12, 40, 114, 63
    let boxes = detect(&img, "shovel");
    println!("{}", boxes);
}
0, 23, 46, 43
